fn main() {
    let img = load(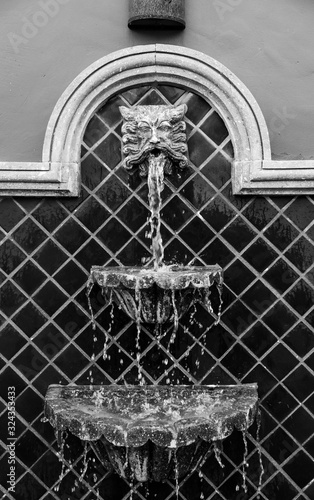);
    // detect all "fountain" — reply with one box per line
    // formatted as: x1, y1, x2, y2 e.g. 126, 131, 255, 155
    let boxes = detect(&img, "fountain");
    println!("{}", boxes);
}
44, 103, 259, 489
